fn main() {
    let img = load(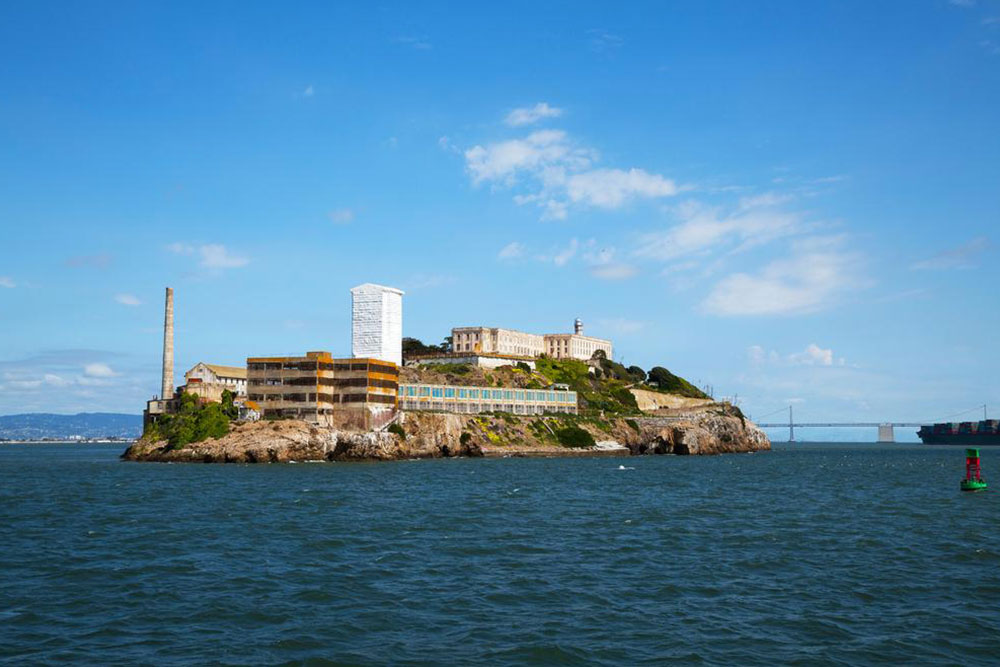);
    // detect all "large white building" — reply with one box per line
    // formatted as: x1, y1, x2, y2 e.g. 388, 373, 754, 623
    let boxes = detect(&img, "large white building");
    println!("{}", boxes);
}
351, 283, 404, 366
451, 319, 613, 362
